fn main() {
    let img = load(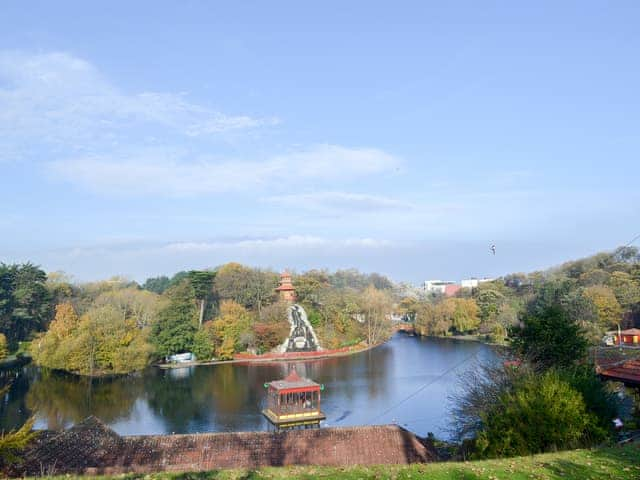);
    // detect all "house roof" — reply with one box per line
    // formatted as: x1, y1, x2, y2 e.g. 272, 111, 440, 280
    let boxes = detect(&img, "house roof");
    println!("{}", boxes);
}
620, 328, 640, 335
